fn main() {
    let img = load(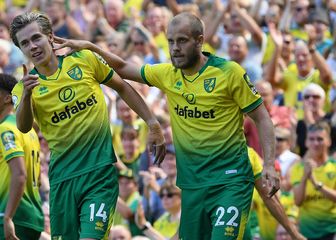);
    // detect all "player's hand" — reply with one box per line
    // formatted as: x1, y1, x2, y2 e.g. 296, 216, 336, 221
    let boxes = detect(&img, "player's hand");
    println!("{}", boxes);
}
4, 217, 19, 240
262, 164, 280, 198
22, 64, 39, 97
53, 36, 92, 56
147, 120, 166, 166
